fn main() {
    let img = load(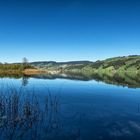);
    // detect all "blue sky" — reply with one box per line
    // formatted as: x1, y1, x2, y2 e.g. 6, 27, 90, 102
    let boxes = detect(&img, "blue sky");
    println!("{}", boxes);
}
0, 0, 140, 63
